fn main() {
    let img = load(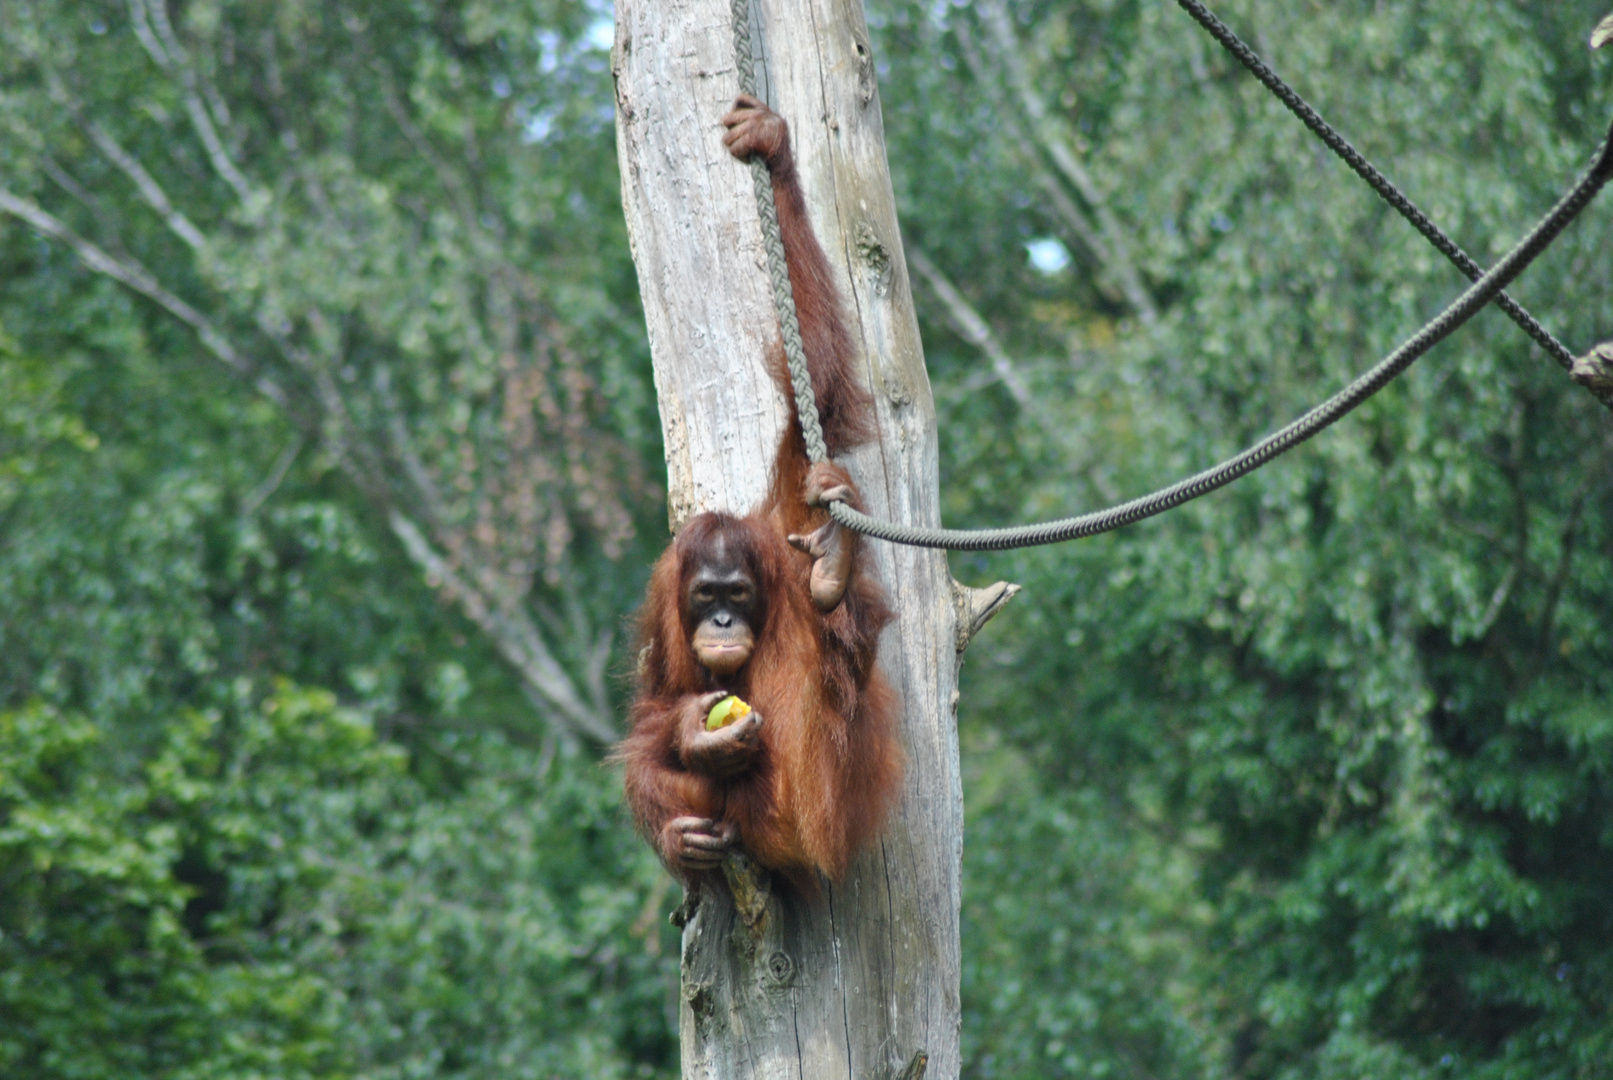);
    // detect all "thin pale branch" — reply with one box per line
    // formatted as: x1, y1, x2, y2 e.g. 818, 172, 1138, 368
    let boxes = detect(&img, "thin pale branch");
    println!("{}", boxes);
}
585, 629, 612, 723
272, 324, 613, 743
254, 31, 340, 218
129, 0, 255, 206
530, 588, 610, 717
126, 0, 171, 67
951, 20, 1110, 267
373, 364, 462, 541
239, 435, 303, 518
907, 246, 1033, 408
82, 120, 209, 252
14, 35, 611, 747
375, 63, 481, 232
388, 510, 615, 743
1034, 170, 1111, 272
40, 157, 134, 262
367, 48, 512, 280
968, 2, 1160, 326
40, 71, 211, 254
1472, 562, 1517, 641
0, 186, 290, 409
